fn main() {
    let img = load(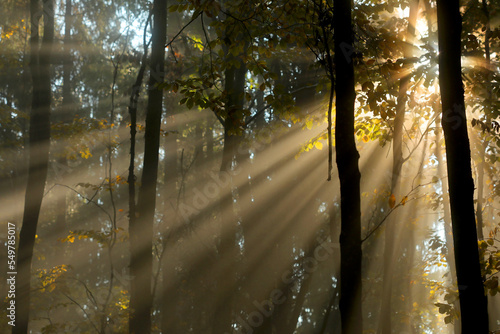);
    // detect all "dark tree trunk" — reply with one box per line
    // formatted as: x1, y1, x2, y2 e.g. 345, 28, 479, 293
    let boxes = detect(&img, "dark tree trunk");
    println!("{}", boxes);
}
475, 144, 486, 241
14, 0, 54, 332
333, 0, 362, 333
436, 0, 489, 332
435, 114, 460, 334
212, 38, 247, 334
129, 0, 167, 332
